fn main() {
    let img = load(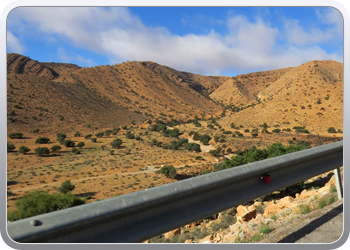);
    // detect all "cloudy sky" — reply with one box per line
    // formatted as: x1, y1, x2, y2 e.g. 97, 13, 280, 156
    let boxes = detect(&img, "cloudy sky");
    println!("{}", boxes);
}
7, 7, 343, 76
